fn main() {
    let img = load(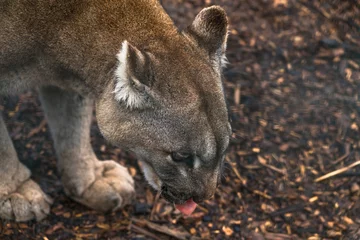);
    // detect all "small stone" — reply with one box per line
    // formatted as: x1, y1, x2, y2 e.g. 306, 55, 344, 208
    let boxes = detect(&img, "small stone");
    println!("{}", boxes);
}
233, 225, 241, 233
252, 148, 260, 153
134, 203, 150, 215
241, 214, 248, 223
222, 226, 234, 236
320, 38, 341, 48
351, 123, 359, 131
203, 215, 212, 222
293, 36, 304, 47
190, 228, 197, 235
351, 183, 360, 193
279, 143, 289, 152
